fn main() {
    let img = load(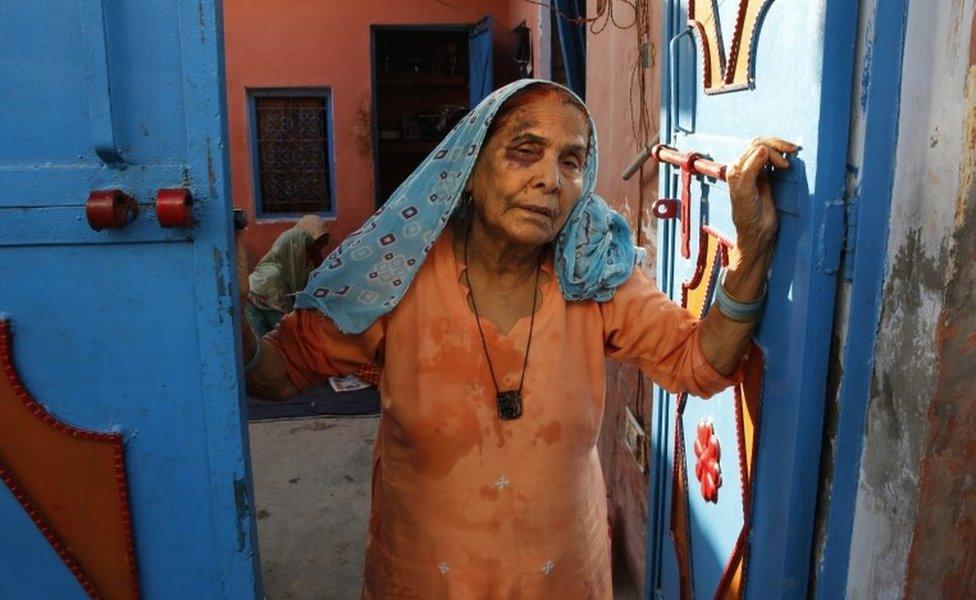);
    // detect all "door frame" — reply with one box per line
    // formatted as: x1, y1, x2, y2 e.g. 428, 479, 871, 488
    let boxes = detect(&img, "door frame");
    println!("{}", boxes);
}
813, 0, 911, 596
